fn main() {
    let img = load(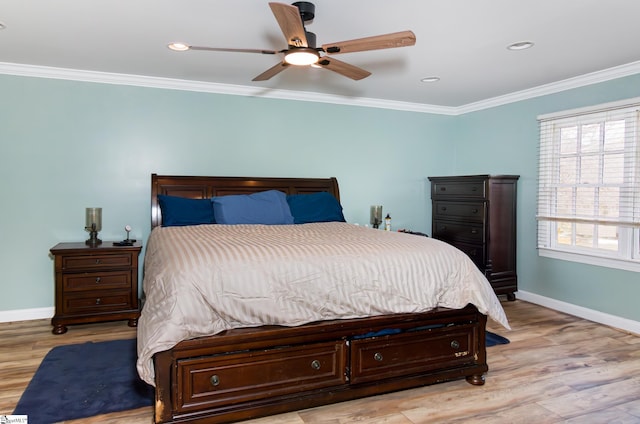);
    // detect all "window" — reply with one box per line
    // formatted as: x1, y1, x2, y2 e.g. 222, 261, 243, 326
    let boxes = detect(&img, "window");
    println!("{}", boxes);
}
537, 98, 640, 271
